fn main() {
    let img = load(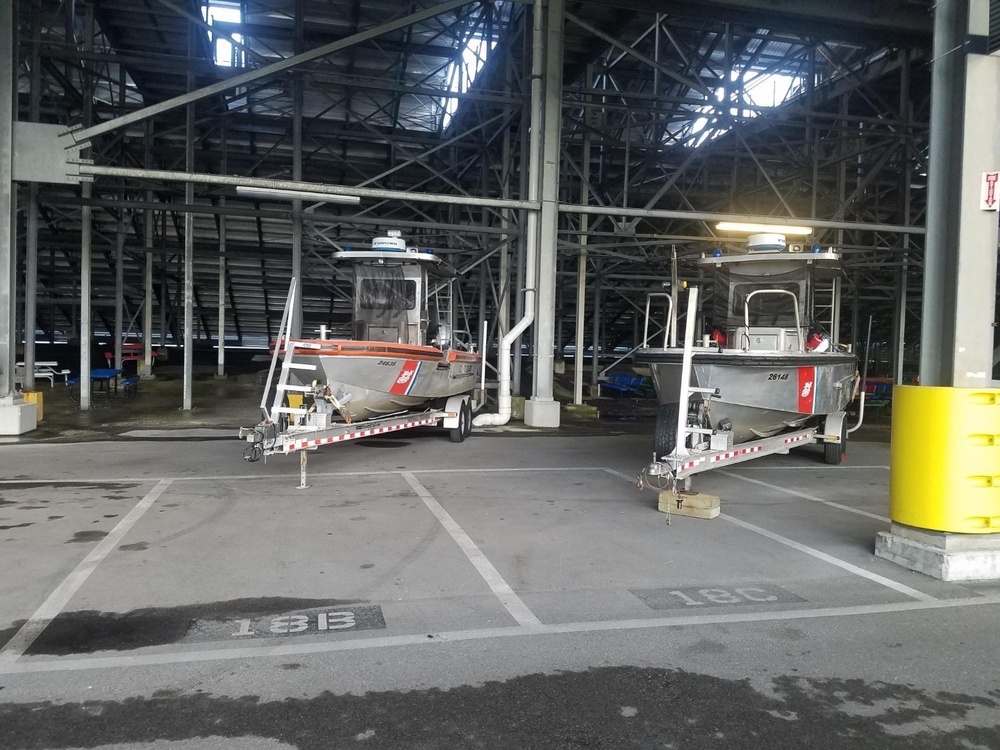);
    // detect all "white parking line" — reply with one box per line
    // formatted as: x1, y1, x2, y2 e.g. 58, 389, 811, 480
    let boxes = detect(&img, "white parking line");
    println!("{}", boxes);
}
3, 594, 996, 675
604, 466, 929, 601
0, 467, 606, 485
400, 471, 542, 627
720, 514, 935, 601
719, 470, 890, 522
0, 479, 173, 665
733, 465, 891, 471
